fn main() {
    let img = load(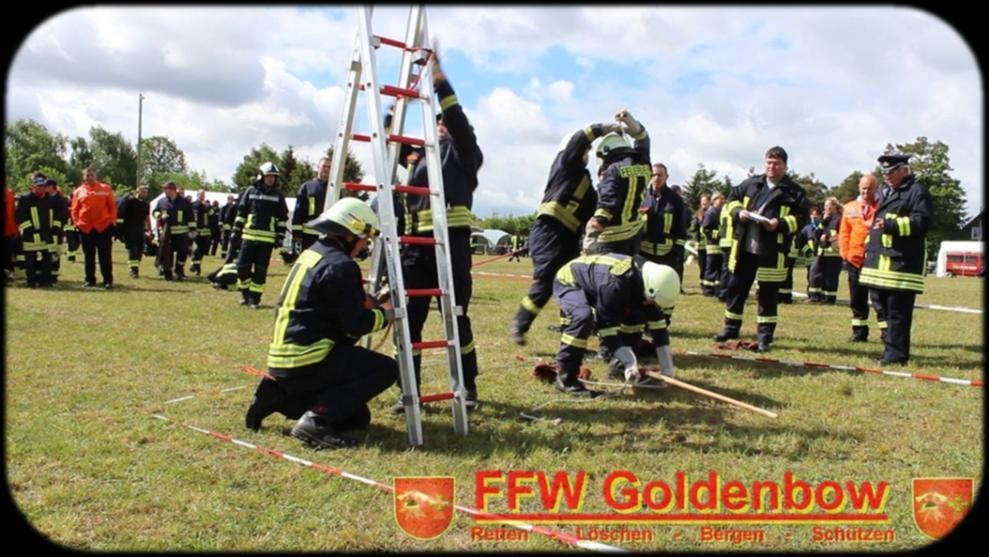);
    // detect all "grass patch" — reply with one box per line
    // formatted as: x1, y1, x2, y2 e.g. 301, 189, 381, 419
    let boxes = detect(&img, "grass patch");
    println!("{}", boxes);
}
6, 246, 983, 550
